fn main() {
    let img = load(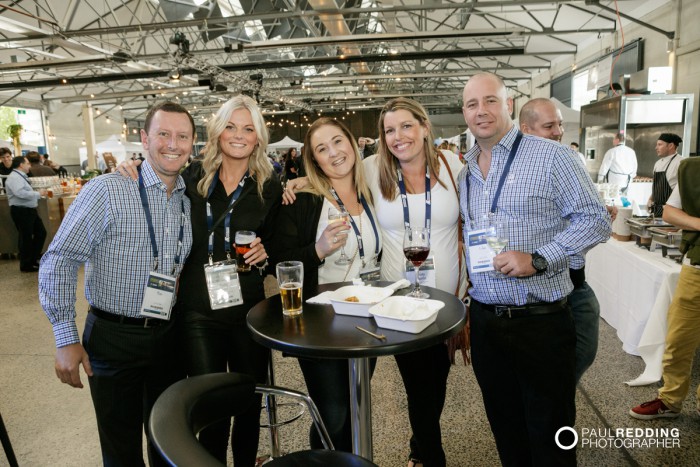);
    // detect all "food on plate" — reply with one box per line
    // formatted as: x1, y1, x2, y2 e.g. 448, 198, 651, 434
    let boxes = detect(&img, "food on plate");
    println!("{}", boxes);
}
345, 296, 360, 302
